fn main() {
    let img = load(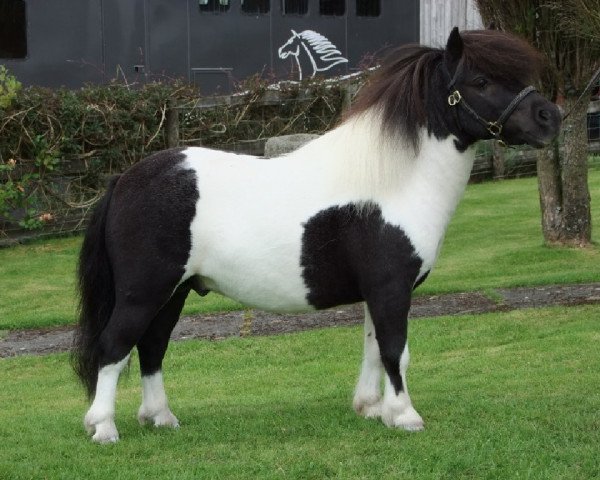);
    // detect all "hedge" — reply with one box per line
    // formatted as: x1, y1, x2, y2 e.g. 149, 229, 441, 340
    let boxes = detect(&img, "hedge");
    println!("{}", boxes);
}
0, 72, 348, 238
